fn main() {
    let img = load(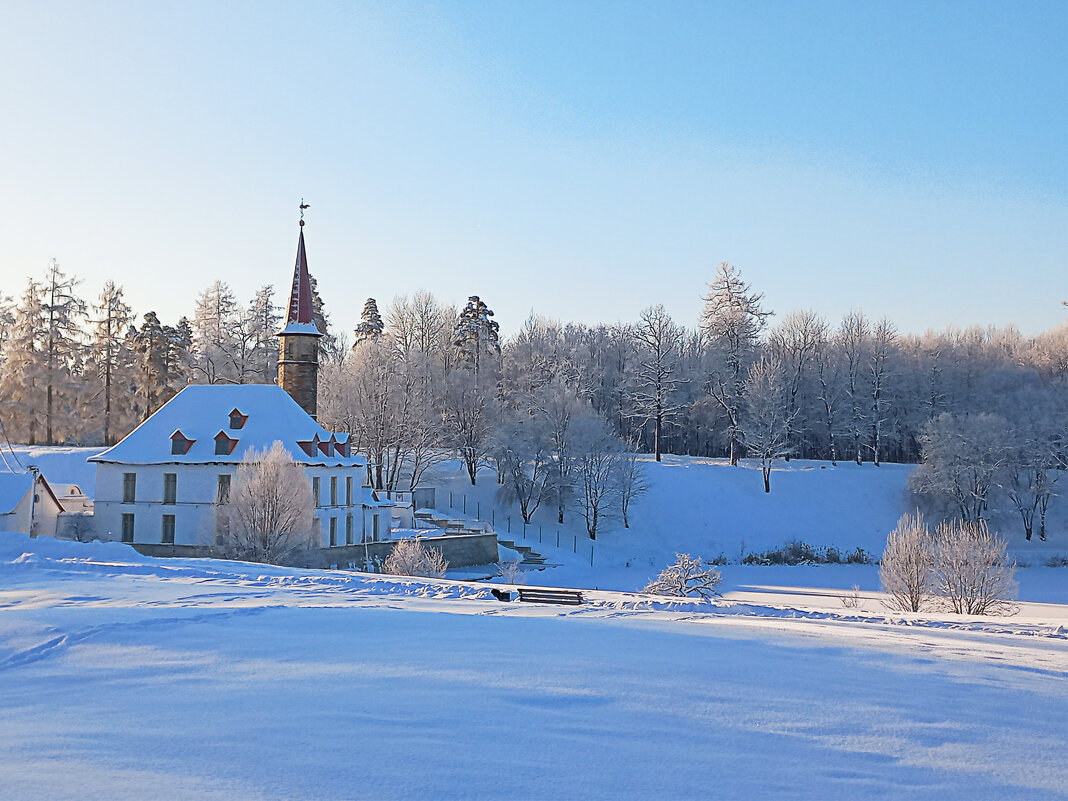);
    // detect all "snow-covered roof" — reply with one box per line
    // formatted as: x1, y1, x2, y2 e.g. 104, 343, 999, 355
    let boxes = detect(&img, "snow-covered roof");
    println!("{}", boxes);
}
88, 384, 363, 468
0, 473, 32, 515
